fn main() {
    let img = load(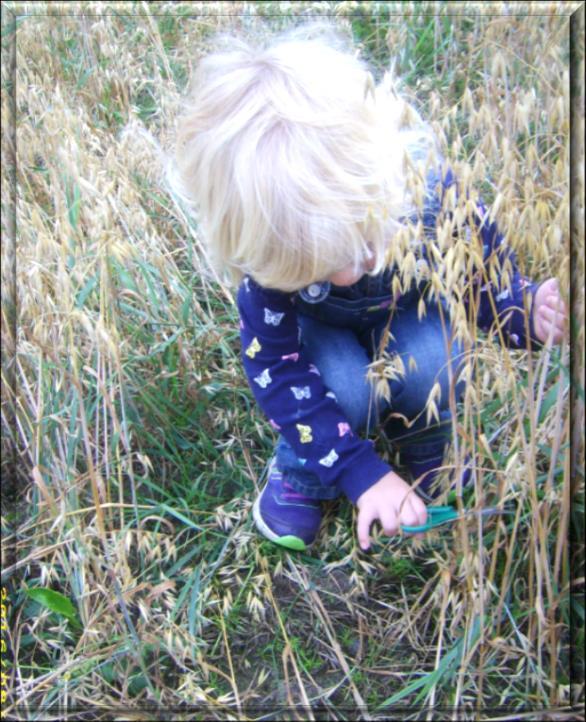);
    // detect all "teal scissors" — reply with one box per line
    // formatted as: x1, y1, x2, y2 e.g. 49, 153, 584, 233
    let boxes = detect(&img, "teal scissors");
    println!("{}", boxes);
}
402, 504, 514, 534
